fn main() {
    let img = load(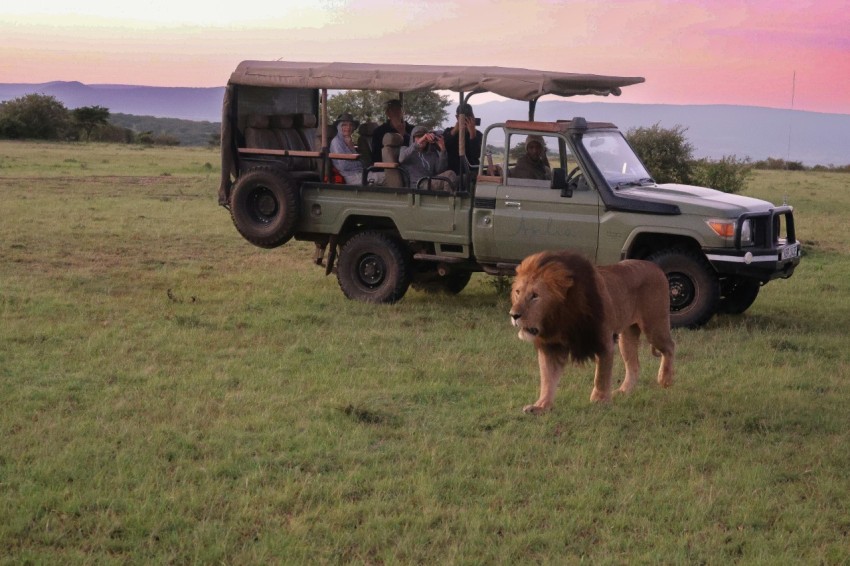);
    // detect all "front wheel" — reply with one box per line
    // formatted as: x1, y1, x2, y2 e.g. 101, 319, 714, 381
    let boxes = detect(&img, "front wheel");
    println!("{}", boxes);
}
647, 249, 720, 329
337, 232, 411, 304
